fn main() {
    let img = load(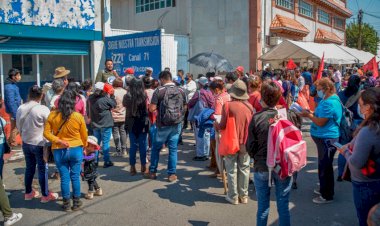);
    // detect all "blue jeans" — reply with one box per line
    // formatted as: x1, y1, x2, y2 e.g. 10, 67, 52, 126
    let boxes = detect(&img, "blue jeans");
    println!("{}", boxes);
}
0, 143, 4, 179
148, 123, 157, 149
53, 147, 83, 199
254, 172, 292, 226
22, 143, 49, 196
129, 132, 147, 166
93, 127, 112, 163
337, 154, 346, 177
149, 124, 181, 175
312, 136, 338, 200
352, 180, 380, 226
194, 126, 210, 157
